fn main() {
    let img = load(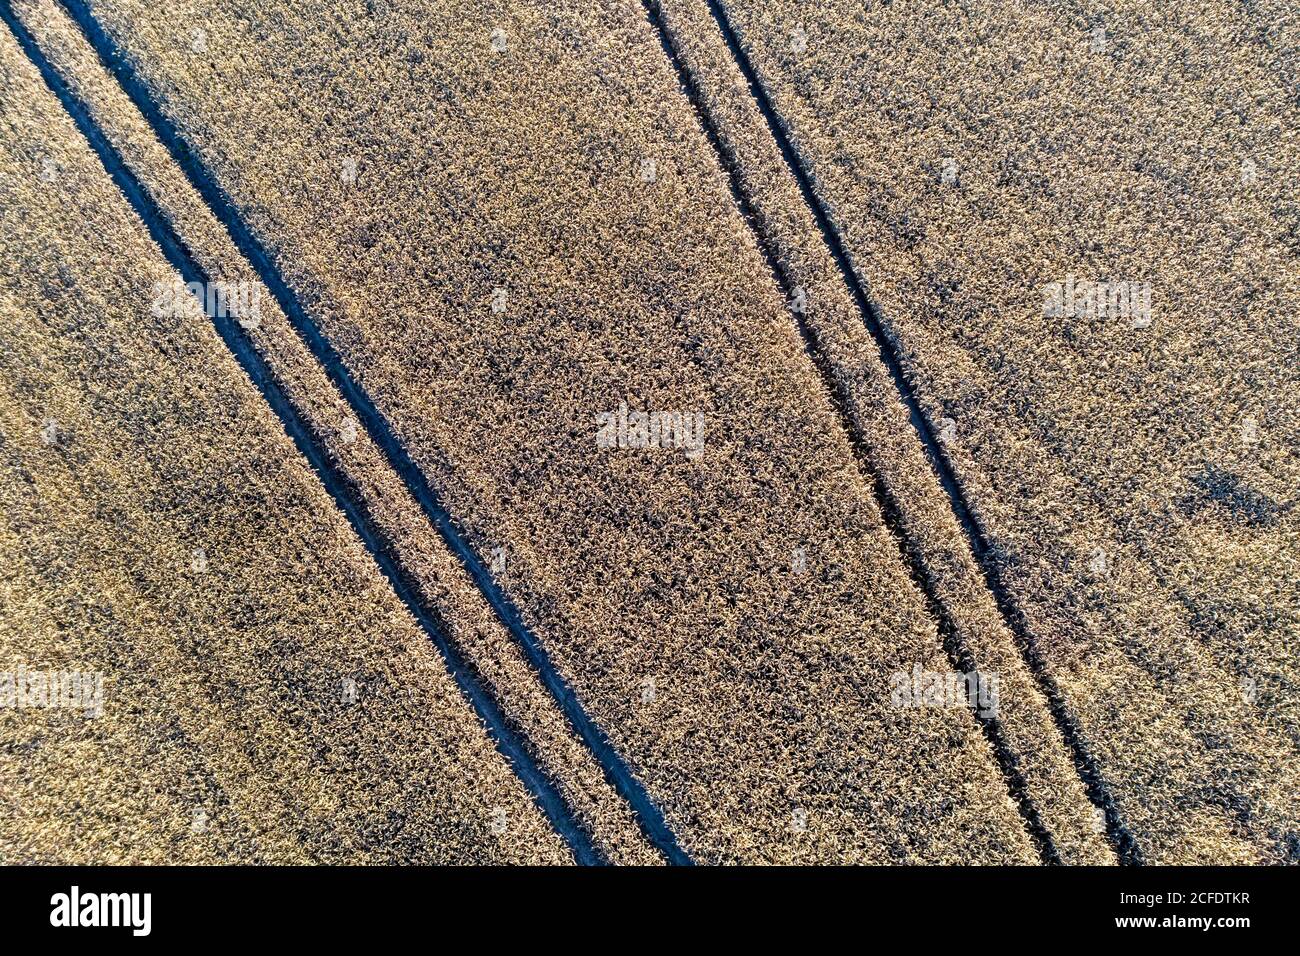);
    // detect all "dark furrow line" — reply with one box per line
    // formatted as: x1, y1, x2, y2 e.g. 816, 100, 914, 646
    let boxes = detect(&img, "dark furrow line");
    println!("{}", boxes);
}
0, 1, 604, 866
52, 0, 691, 865
697, 0, 1143, 864
639, 0, 1058, 864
